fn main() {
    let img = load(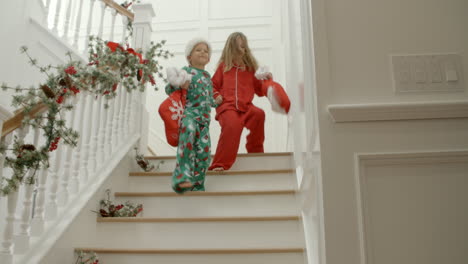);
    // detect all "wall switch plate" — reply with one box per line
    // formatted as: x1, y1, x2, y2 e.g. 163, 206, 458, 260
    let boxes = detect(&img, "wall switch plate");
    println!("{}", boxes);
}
391, 53, 465, 93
